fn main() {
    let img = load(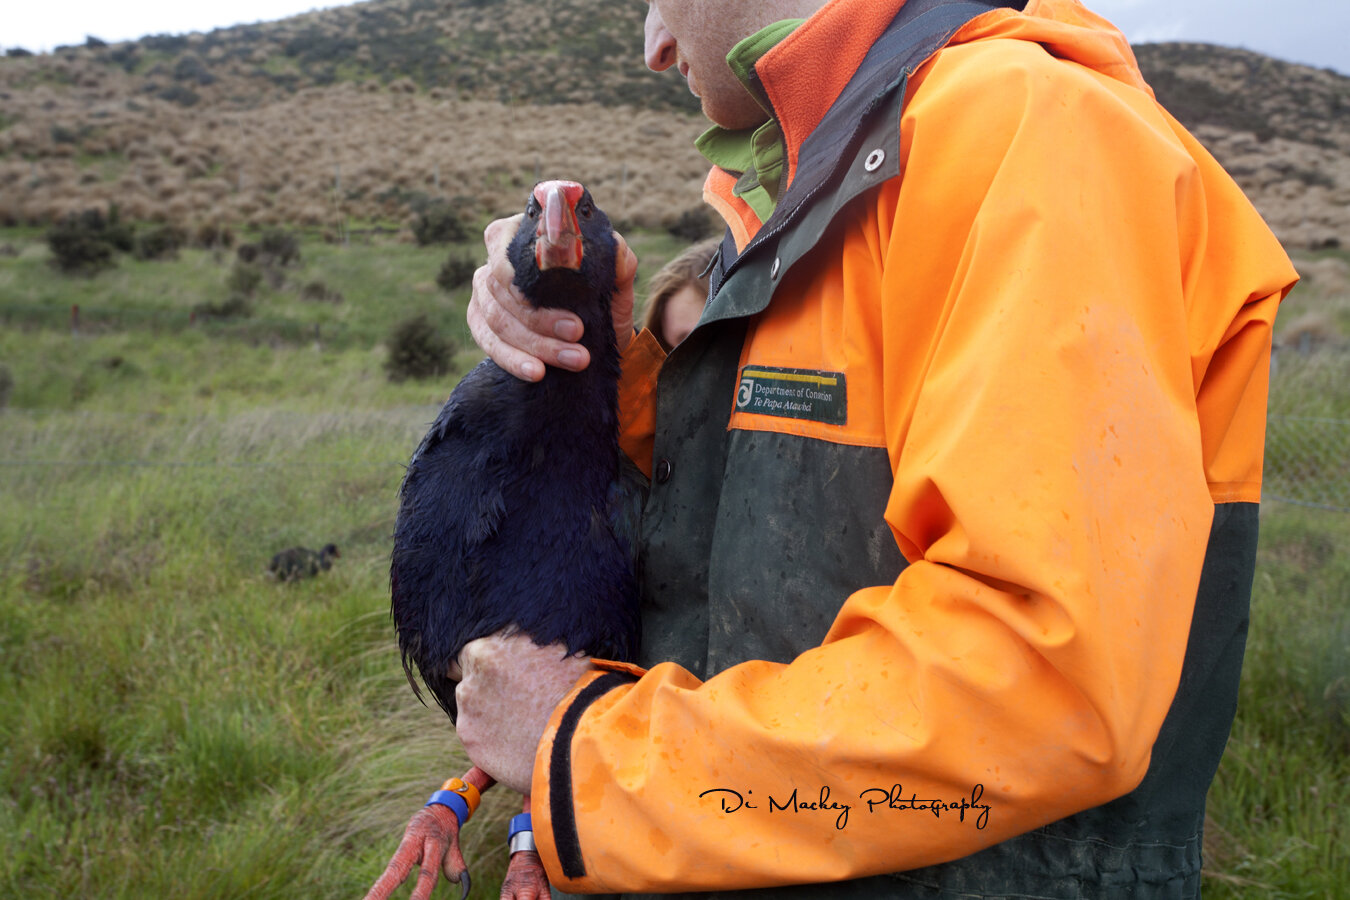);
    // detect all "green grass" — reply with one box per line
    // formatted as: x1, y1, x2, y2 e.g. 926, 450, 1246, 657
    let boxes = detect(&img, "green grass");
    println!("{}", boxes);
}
1202, 503, 1350, 898
0, 224, 696, 898
0, 402, 521, 897
0, 228, 1345, 897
